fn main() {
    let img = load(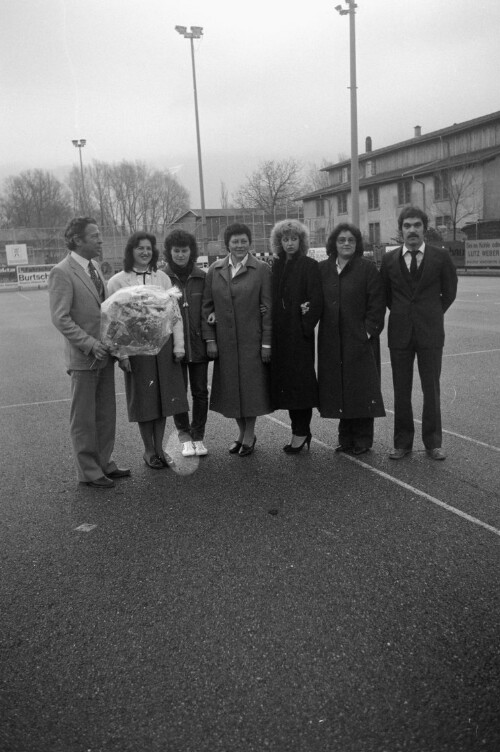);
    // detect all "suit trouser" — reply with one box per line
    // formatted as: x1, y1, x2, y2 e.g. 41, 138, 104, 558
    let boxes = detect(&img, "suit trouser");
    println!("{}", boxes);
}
174, 361, 209, 441
390, 344, 442, 450
69, 362, 117, 482
338, 417, 374, 448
